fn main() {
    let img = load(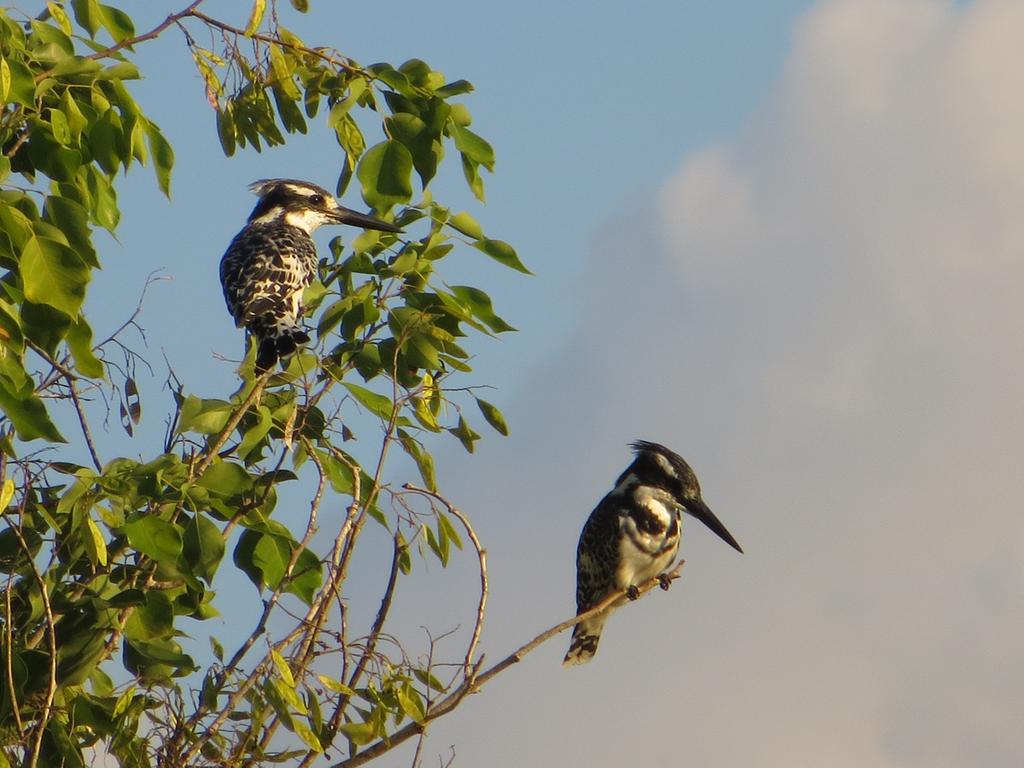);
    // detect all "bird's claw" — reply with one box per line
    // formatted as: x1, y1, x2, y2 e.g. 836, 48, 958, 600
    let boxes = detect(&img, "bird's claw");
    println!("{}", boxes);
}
658, 573, 673, 591
626, 585, 640, 601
